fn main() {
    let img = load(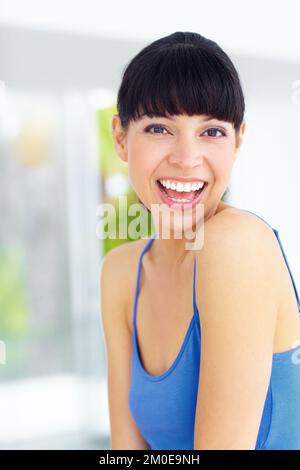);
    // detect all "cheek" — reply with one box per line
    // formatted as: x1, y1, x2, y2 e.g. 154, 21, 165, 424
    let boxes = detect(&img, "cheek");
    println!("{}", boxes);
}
128, 141, 159, 180
208, 147, 236, 179
126, 142, 158, 195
